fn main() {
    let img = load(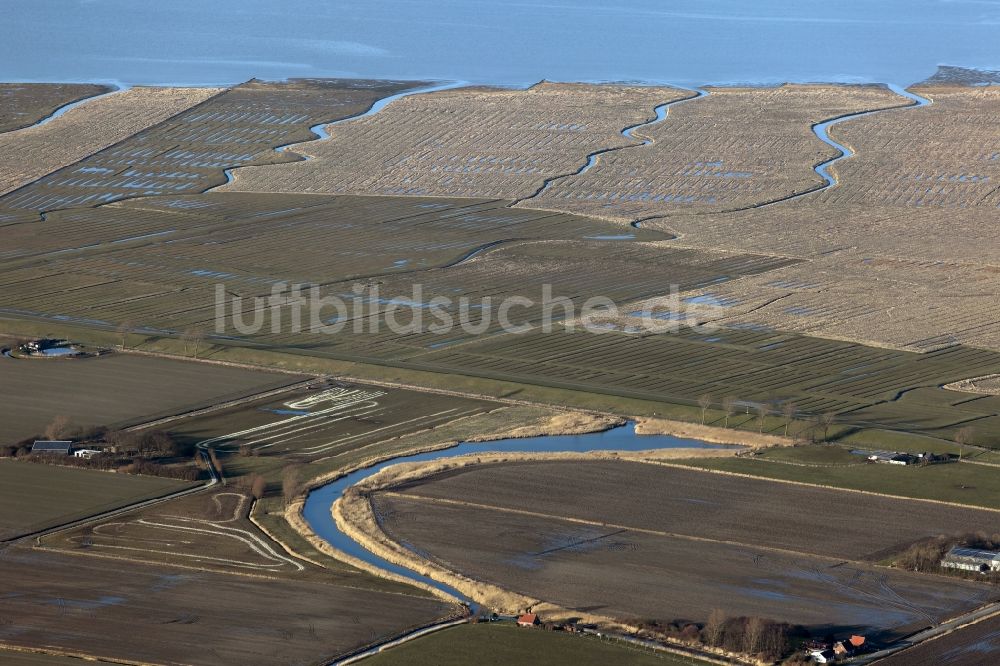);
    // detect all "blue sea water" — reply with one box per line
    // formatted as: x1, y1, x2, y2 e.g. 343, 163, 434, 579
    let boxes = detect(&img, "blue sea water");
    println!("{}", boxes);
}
3, 0, 999, 87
